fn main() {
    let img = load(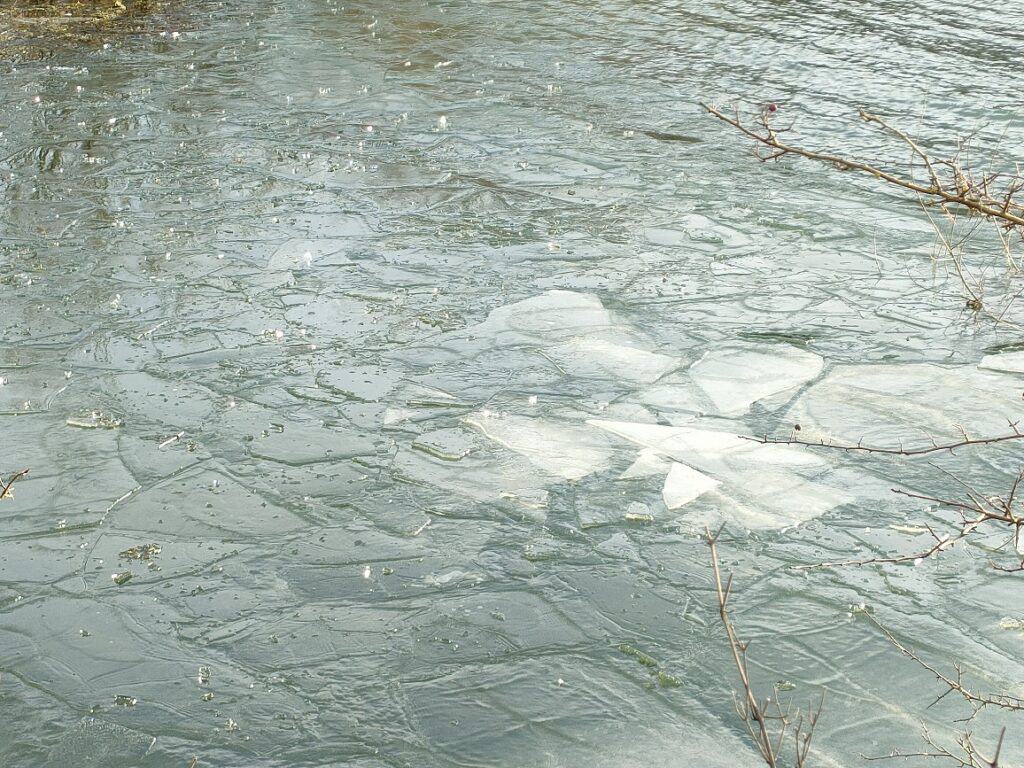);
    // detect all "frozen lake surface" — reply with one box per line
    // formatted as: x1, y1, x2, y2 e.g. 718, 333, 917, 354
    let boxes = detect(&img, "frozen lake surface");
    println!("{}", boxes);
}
2, 1, 1024, 765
